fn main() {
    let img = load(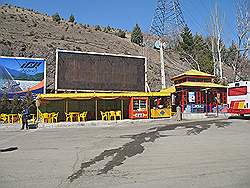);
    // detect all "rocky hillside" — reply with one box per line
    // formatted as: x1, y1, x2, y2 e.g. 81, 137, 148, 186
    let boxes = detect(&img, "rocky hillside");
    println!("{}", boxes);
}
0, 5, 192, 92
